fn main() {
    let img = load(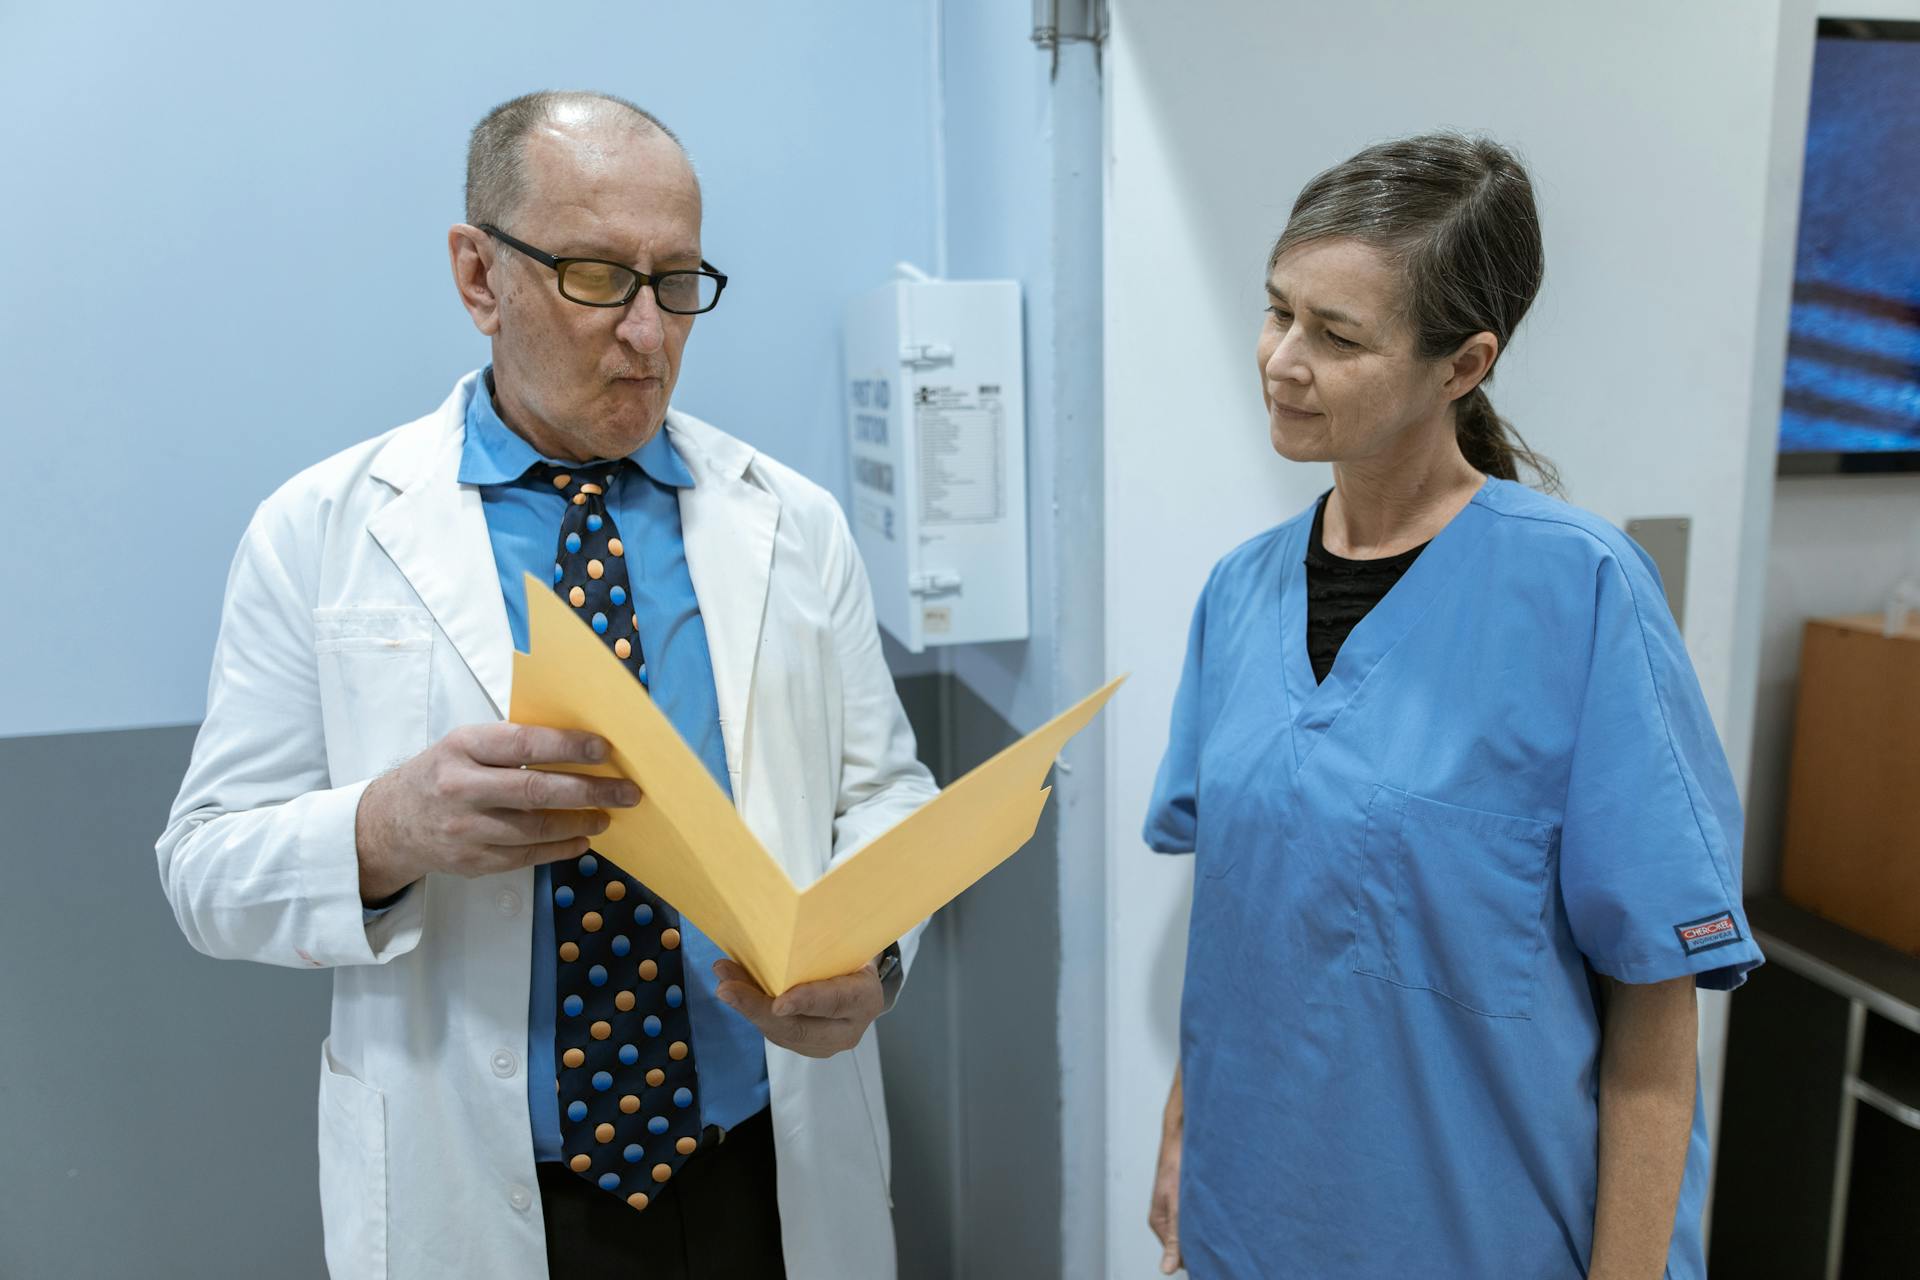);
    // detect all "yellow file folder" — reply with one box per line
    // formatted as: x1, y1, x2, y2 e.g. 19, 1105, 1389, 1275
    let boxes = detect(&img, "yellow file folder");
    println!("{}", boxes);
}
510, 573, 1122, 994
